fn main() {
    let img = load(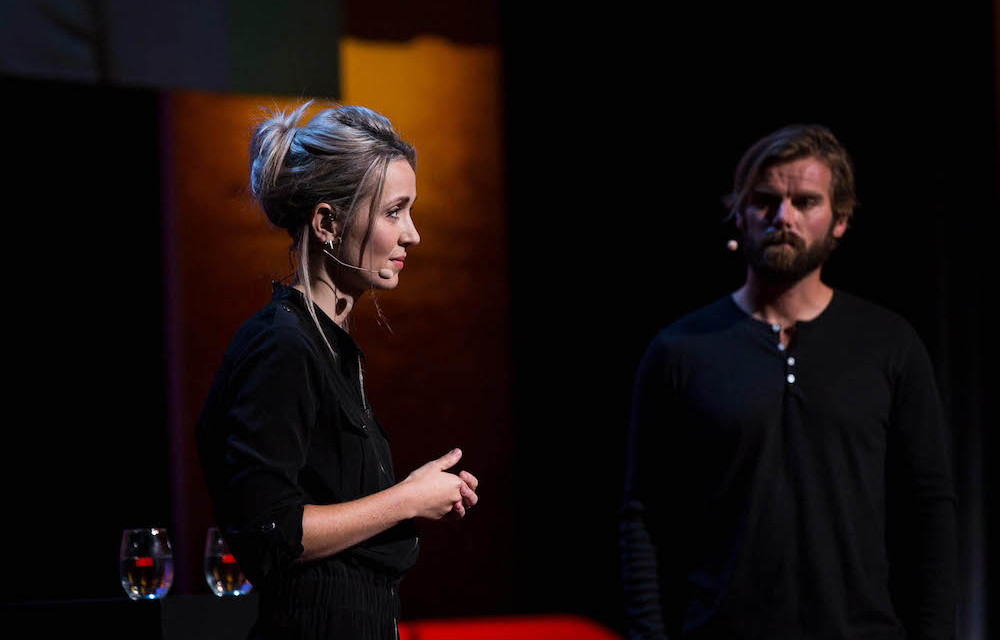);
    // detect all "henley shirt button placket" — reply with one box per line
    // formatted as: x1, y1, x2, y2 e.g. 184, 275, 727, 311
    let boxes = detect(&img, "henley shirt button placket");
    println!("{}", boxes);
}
769, 324, 796, 384
771, 324, 786, 354
770, 325, 794, 383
